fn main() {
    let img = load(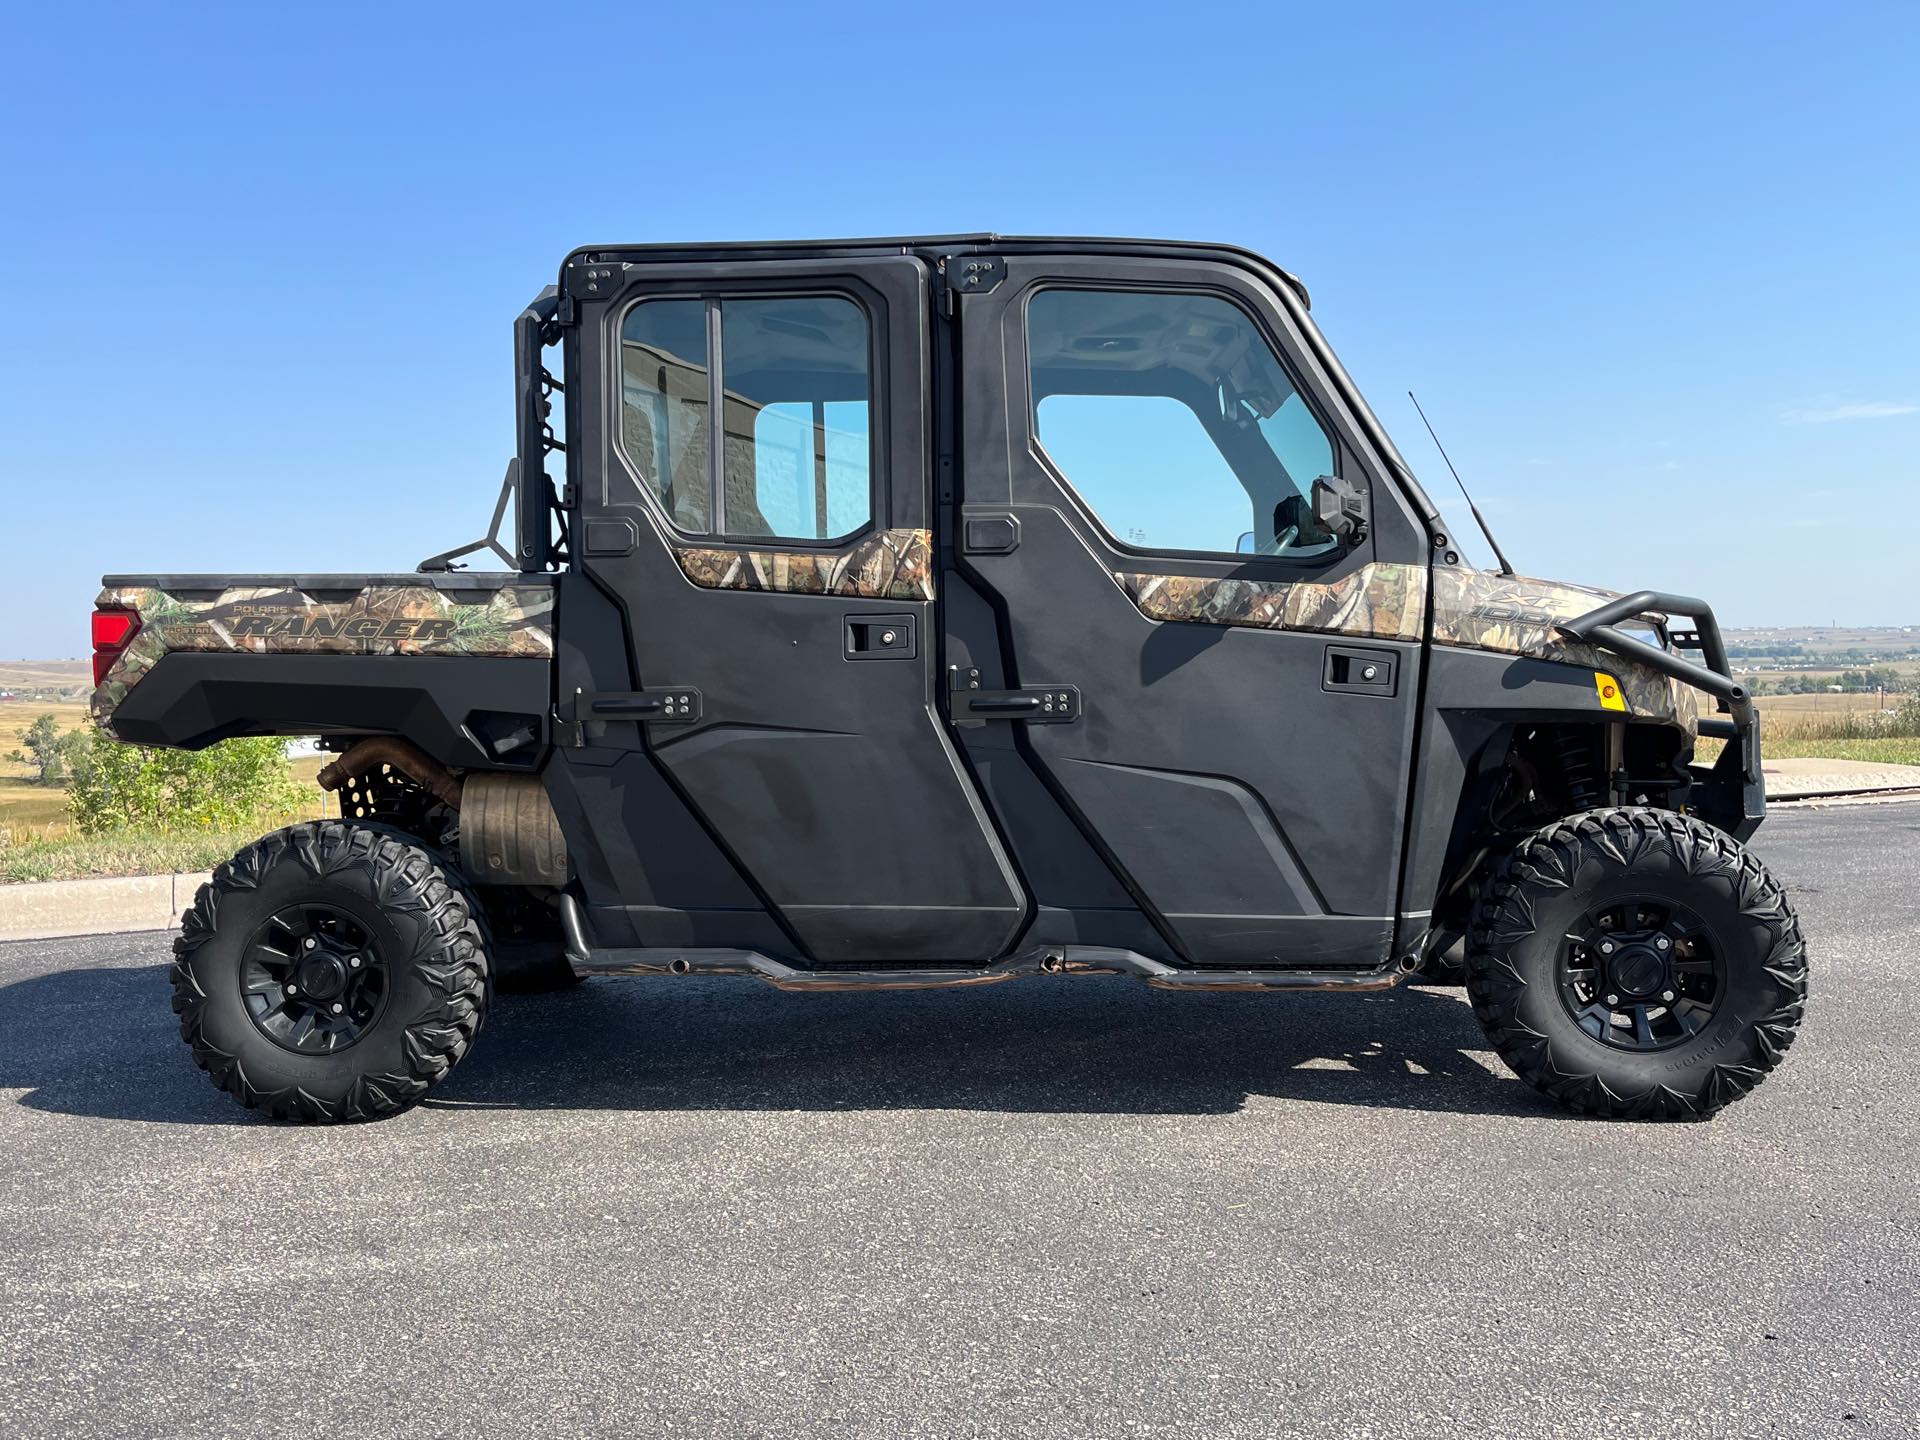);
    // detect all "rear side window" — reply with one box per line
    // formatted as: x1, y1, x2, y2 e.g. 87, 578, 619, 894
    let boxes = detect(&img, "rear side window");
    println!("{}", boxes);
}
620, 300, 712, 531
1028, 288, 1337, 558
620, 295, 874, 542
